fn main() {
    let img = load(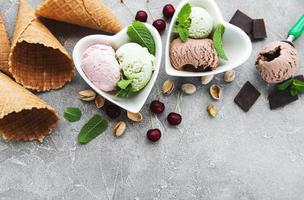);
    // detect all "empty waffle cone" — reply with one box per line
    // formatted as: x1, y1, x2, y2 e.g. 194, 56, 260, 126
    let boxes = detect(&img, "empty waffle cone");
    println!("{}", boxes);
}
0, 14, 11, 75
35, 0, 122, 34
0, 72, 59, 142
9, 0, 75, 92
